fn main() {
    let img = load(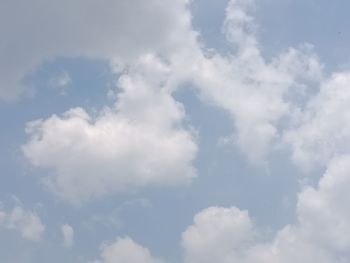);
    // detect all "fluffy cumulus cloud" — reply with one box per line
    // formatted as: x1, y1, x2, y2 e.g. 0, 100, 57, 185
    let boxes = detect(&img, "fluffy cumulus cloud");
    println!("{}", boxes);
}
127, 0, 324, 164
89, 237, 163, 263
90, 160, 350, 263
19, 0, 349, 204
23, 54, 197, 203
10, 0, 350, 261
61, 224, 74, 248
187, 0, 323, 163
285, 72, 350, 170
181, 155, 350, 263
20, 0, 330, 205
12, 0, 327, 166
207, 0, 350, 169
0, 205, 45, 241
0, 0, 193, 101
177, 1, 350, 260
181, 206, 256, 263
